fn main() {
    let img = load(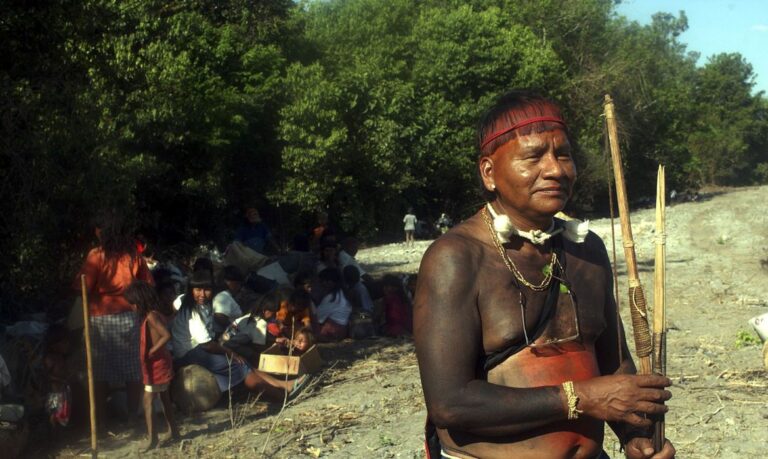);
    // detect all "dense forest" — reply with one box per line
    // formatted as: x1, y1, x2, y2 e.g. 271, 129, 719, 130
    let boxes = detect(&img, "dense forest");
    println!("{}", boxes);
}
2, 0, 767, 311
